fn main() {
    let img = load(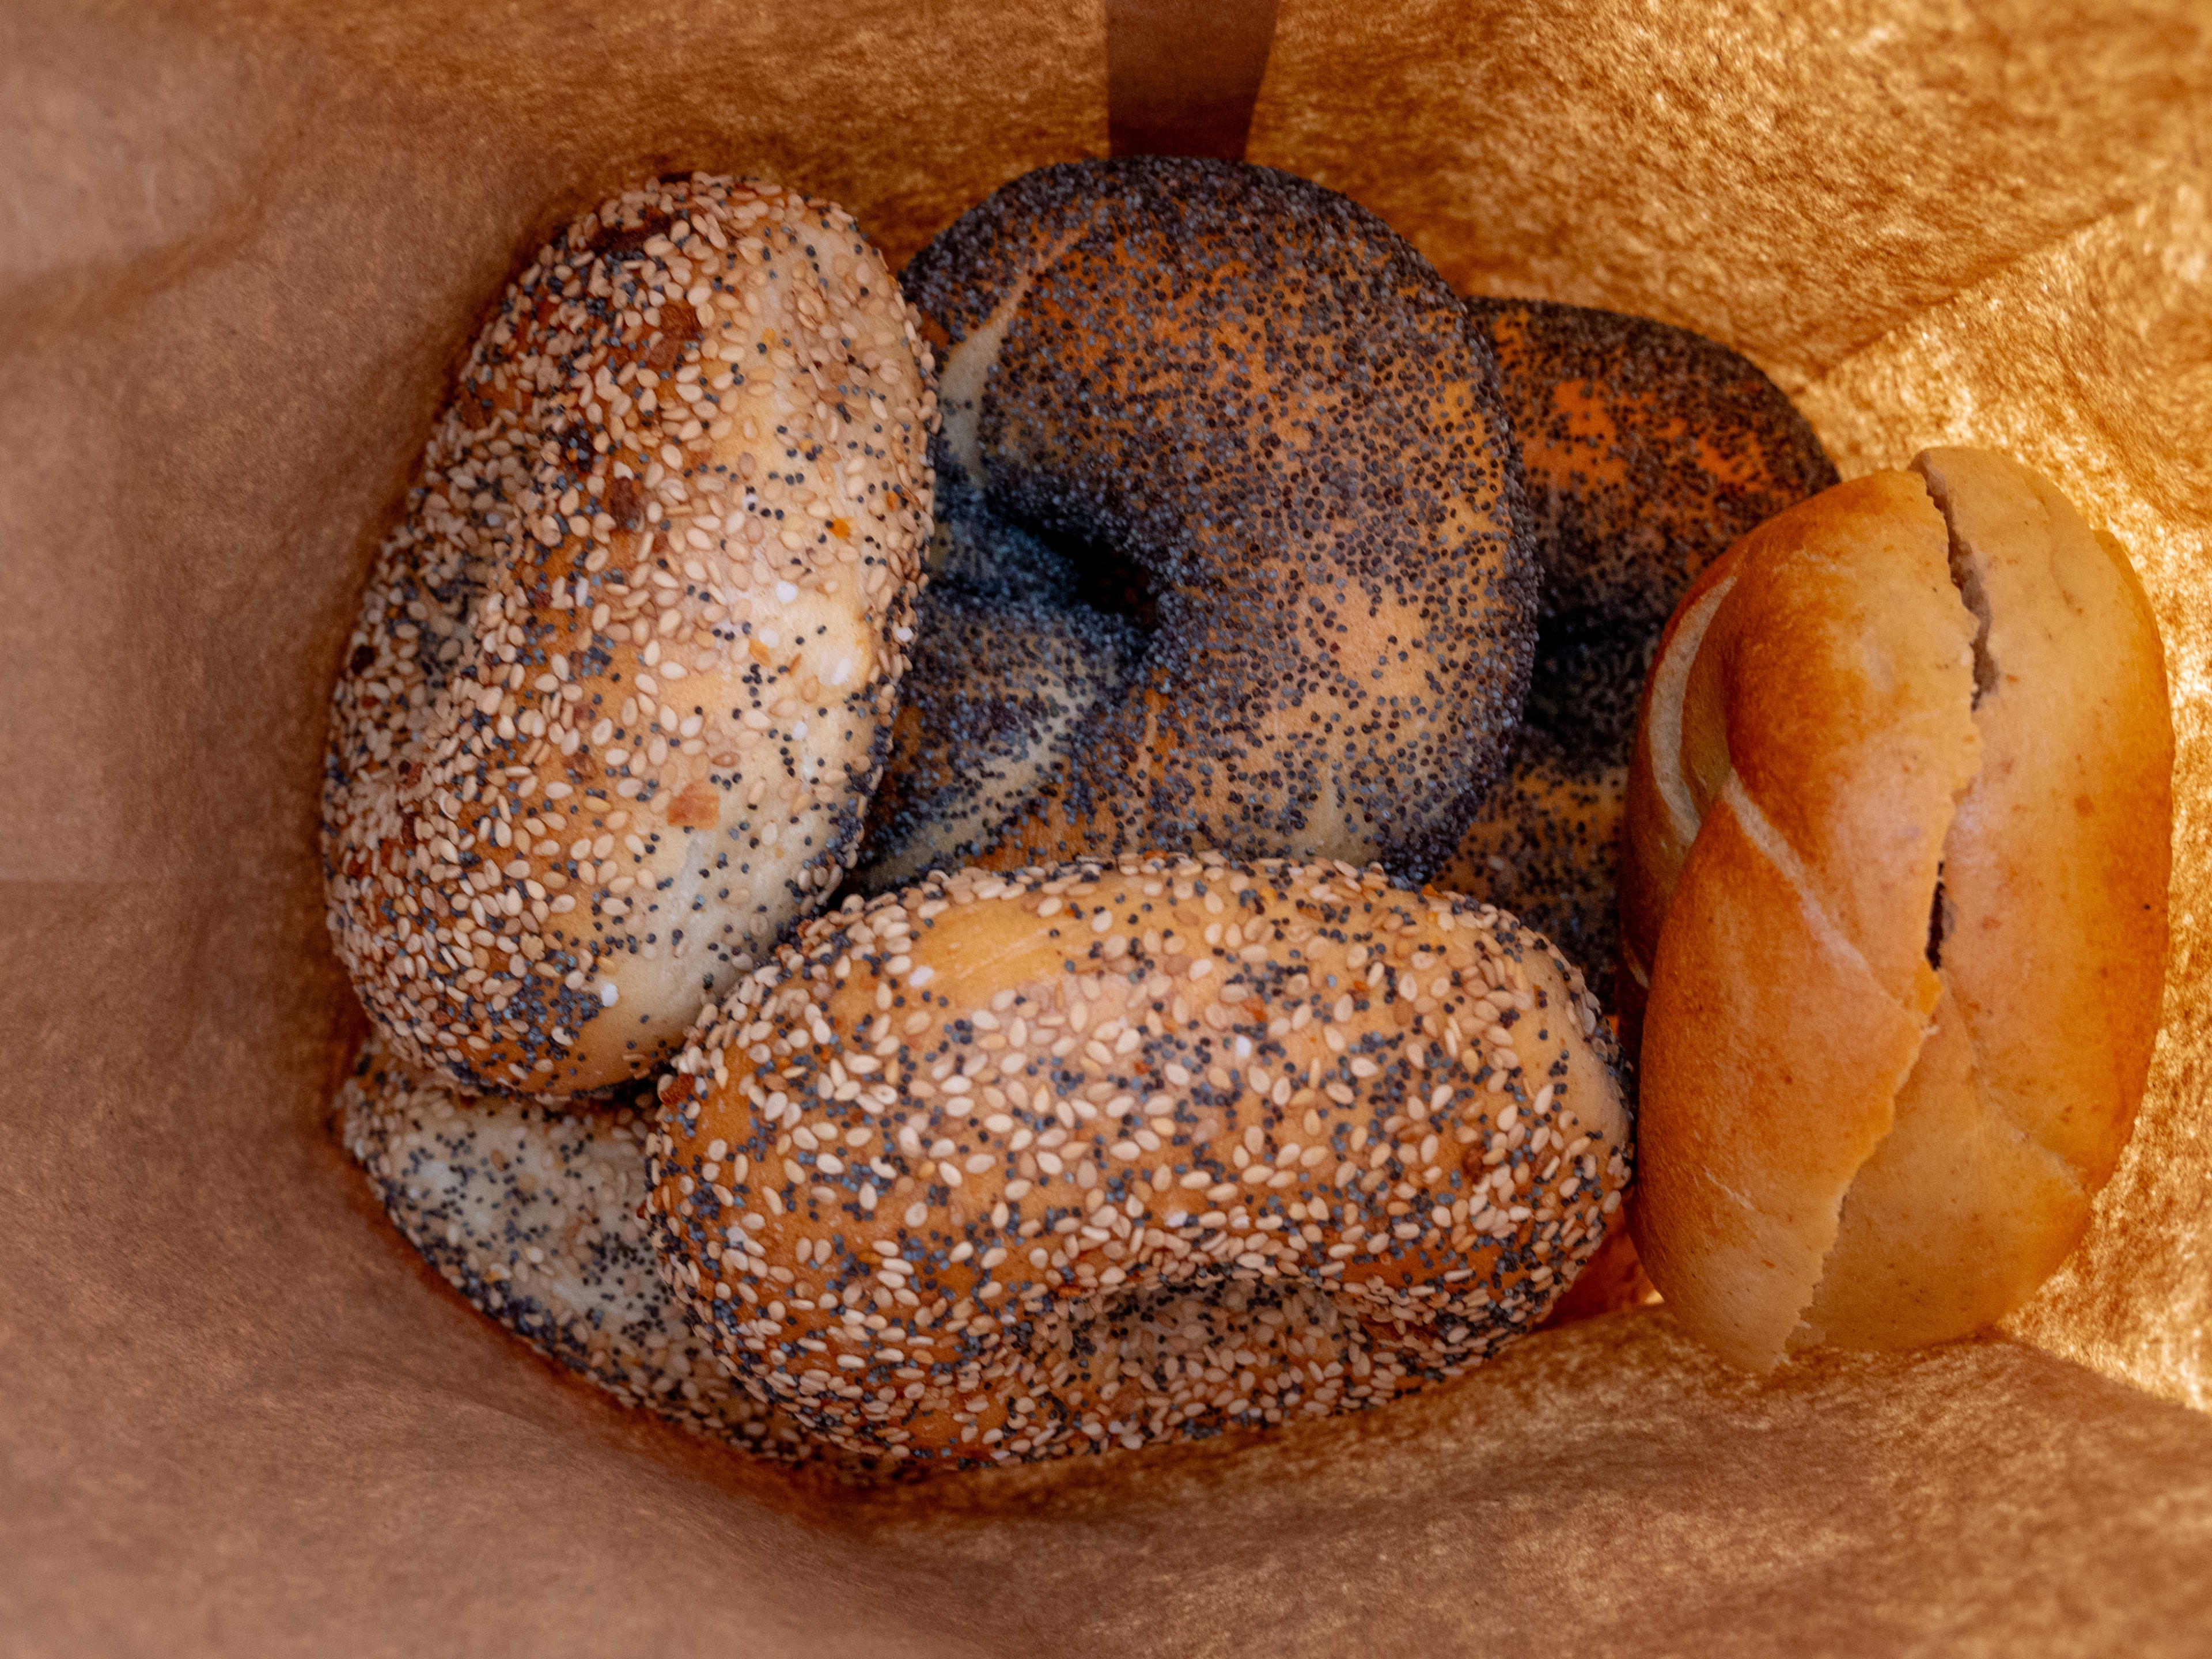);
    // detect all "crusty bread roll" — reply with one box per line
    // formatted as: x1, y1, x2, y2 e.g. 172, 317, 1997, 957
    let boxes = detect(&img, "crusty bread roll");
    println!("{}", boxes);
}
323, 176, 935, 1098
1621, 449, 2172, 1368
646, 853, 1630, 1466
